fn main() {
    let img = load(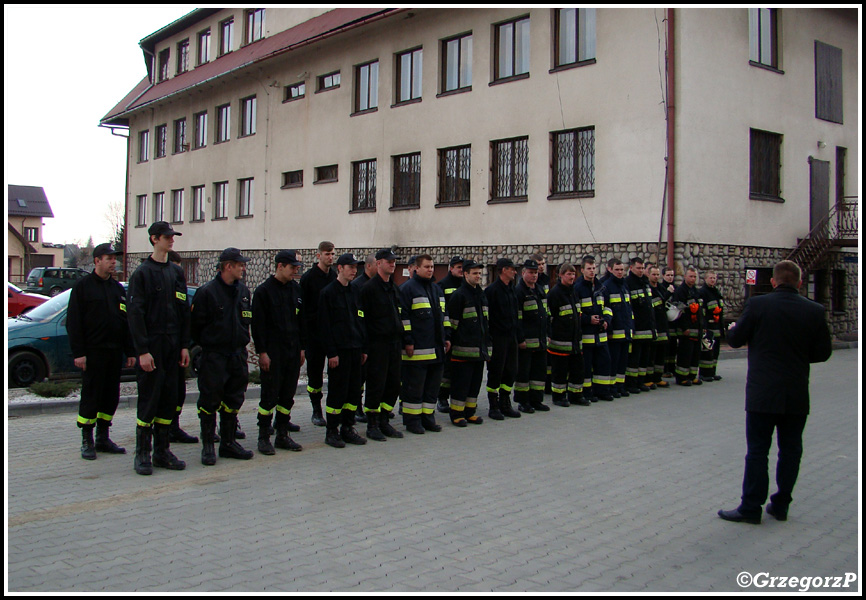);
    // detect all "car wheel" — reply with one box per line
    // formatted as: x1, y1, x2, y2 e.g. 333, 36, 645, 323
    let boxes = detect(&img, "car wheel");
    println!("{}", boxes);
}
49, 287, 63, 297
9, 351, 47, 387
